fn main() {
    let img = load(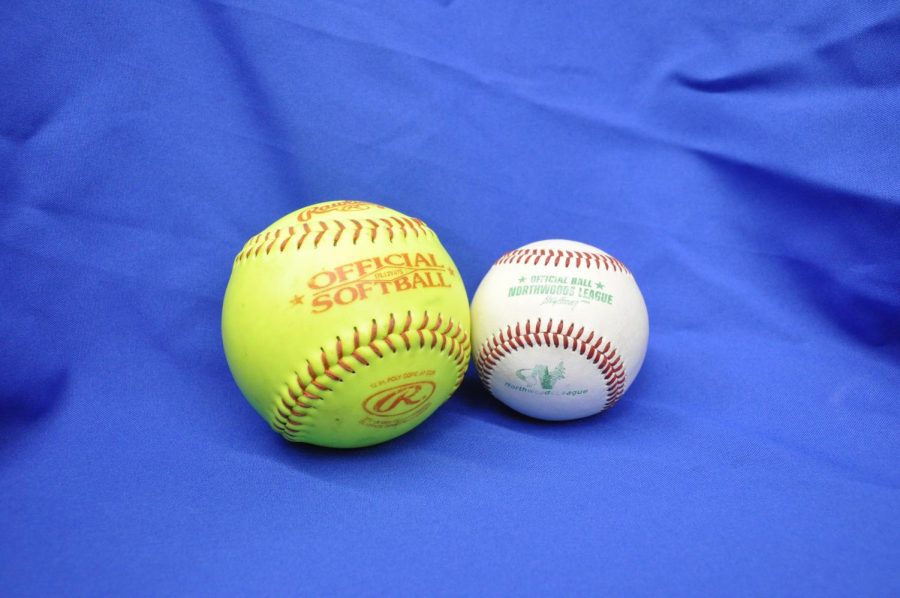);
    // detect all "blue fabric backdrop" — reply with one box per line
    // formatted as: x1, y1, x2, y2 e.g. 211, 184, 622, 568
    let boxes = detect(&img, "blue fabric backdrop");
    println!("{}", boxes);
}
2, 1, 898, 595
